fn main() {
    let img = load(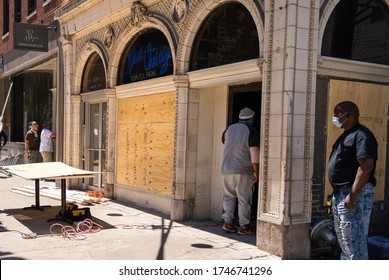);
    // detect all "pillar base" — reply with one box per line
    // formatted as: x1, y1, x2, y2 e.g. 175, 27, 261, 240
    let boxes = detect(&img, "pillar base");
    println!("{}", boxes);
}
104, 183, 113, 198
170, 199, 194, 221
257, 220, 311, 259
